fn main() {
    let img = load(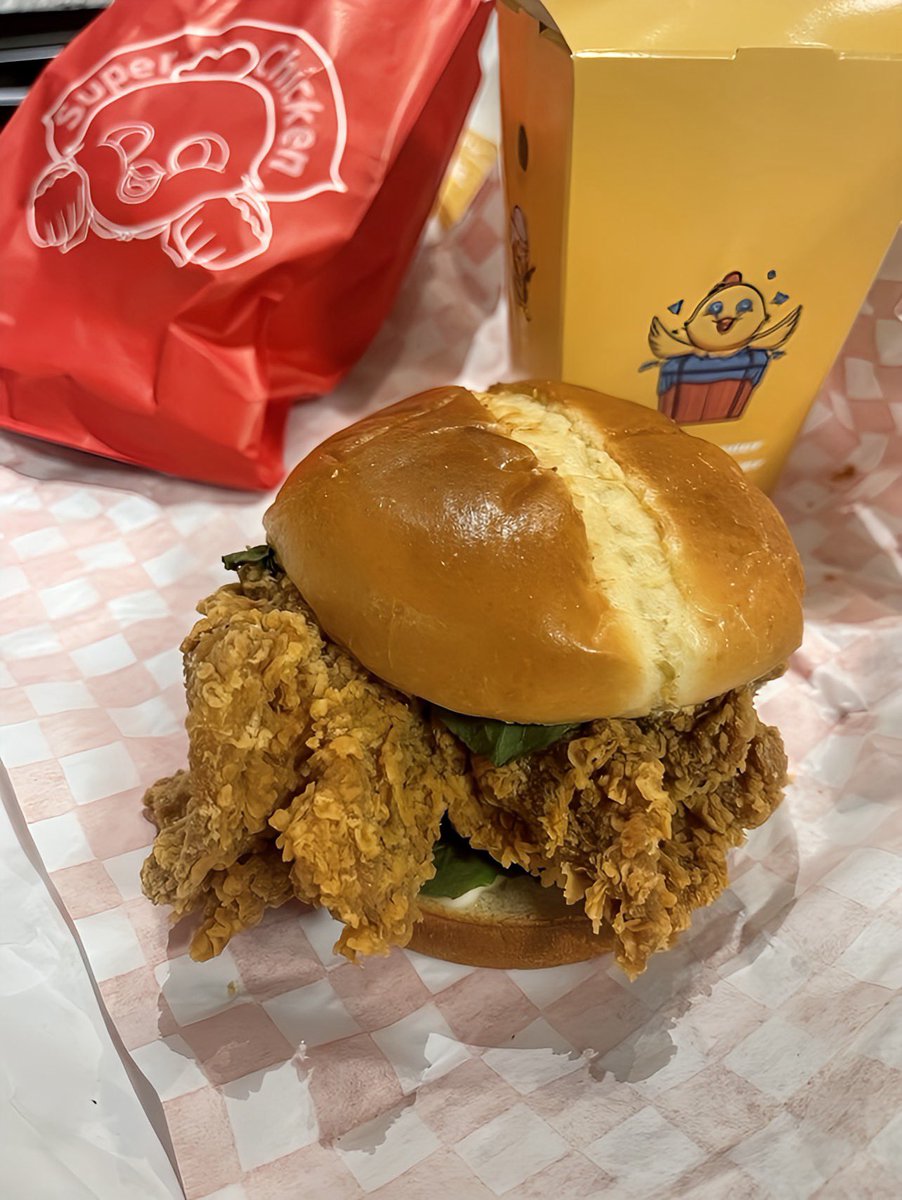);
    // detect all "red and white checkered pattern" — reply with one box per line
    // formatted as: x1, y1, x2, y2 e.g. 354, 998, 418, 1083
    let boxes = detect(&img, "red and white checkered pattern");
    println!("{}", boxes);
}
1, 178, 901, 1198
